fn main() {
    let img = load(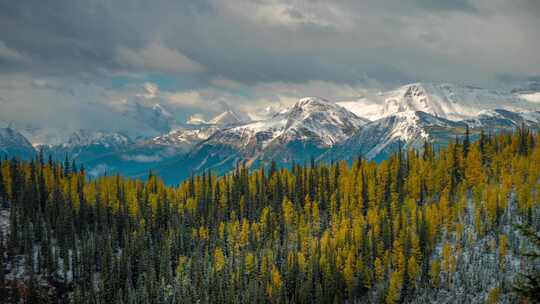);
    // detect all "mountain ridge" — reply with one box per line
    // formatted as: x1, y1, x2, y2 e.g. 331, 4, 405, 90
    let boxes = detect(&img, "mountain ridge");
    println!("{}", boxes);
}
2, 82, 540, 183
